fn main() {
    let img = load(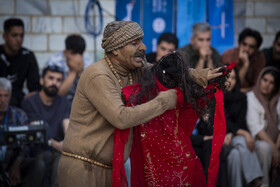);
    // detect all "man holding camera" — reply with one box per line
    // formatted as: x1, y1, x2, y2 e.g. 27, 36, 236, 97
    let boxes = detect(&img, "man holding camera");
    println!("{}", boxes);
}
0, 77, 44, 187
